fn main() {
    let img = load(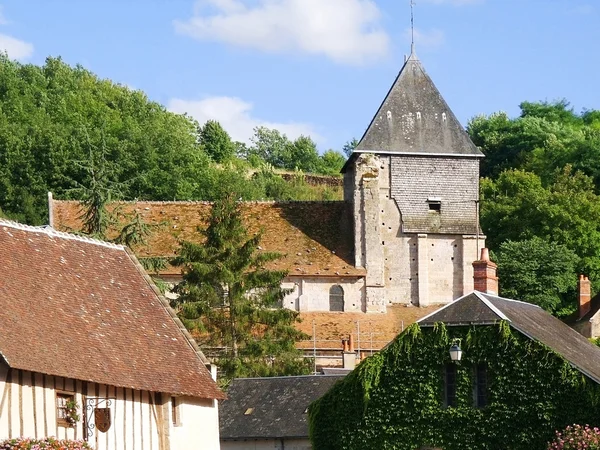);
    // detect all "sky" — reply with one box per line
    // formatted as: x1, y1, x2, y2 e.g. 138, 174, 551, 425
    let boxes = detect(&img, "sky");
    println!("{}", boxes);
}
1, 0, 599, 152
